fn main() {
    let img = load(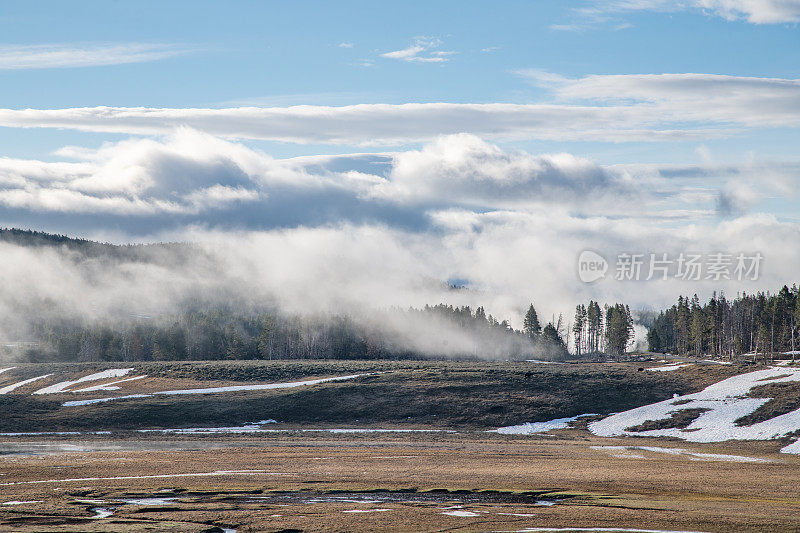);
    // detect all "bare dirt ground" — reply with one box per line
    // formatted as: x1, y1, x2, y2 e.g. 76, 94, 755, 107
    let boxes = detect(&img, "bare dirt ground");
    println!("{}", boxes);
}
1, 430, 798, 532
